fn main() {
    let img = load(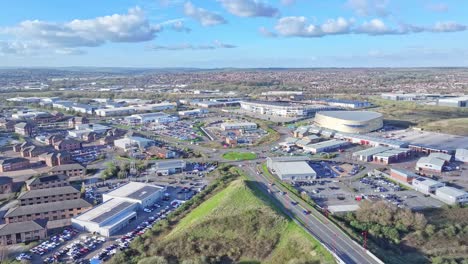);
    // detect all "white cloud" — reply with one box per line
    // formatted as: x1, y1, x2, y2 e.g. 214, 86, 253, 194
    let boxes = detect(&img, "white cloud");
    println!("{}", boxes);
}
3, 7, 161, 49
274, 16, 354, 37
432, 21, 466, 32
147, 40, 237, 50
219, 0, 279, 17
345, 0, 390, 17
184, 2, 227, 26
272, 17, 467, 38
